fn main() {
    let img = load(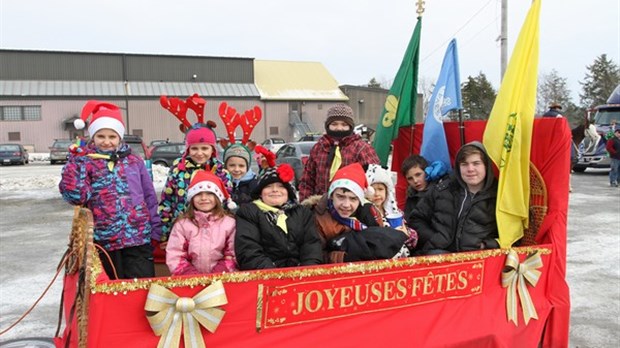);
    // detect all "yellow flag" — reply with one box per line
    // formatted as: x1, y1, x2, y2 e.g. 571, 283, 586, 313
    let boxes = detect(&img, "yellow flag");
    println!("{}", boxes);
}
483, 0, 540, 248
